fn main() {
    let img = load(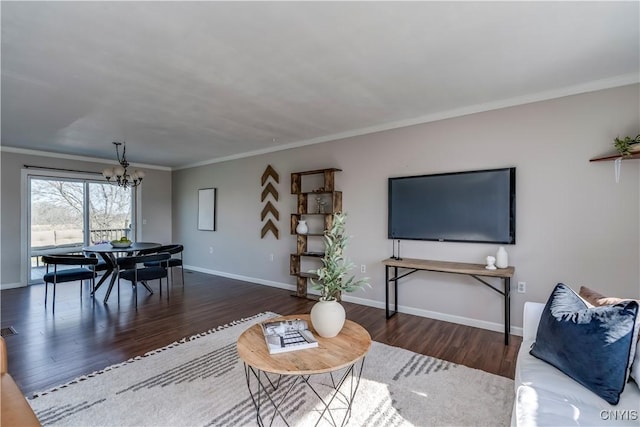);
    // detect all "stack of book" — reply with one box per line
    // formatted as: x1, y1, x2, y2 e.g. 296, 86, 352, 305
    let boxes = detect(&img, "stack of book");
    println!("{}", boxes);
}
261, 319, 318, 354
